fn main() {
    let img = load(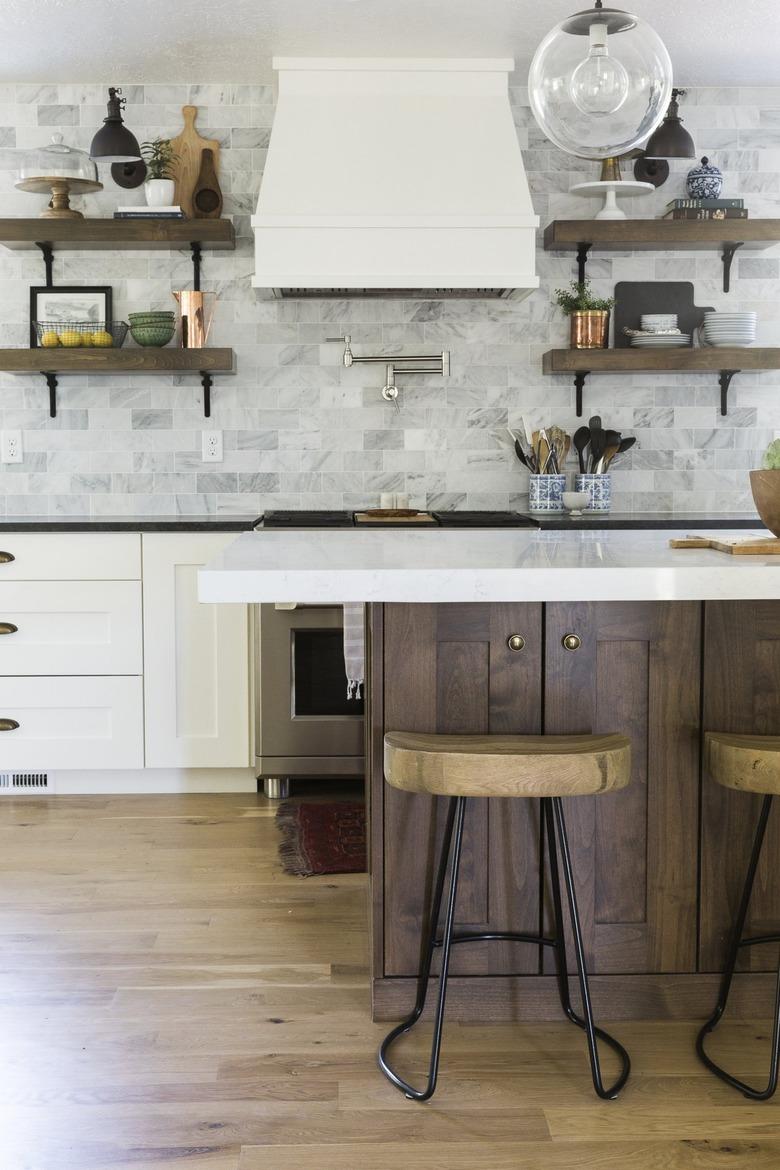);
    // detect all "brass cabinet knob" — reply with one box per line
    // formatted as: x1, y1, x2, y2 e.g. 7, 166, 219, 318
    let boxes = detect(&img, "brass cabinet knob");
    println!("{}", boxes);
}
507, 634, 526, 652
0, 718, 19, 731
562, 633, 582, 651
0, 623, 18, 635
0, 551, 14, 564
